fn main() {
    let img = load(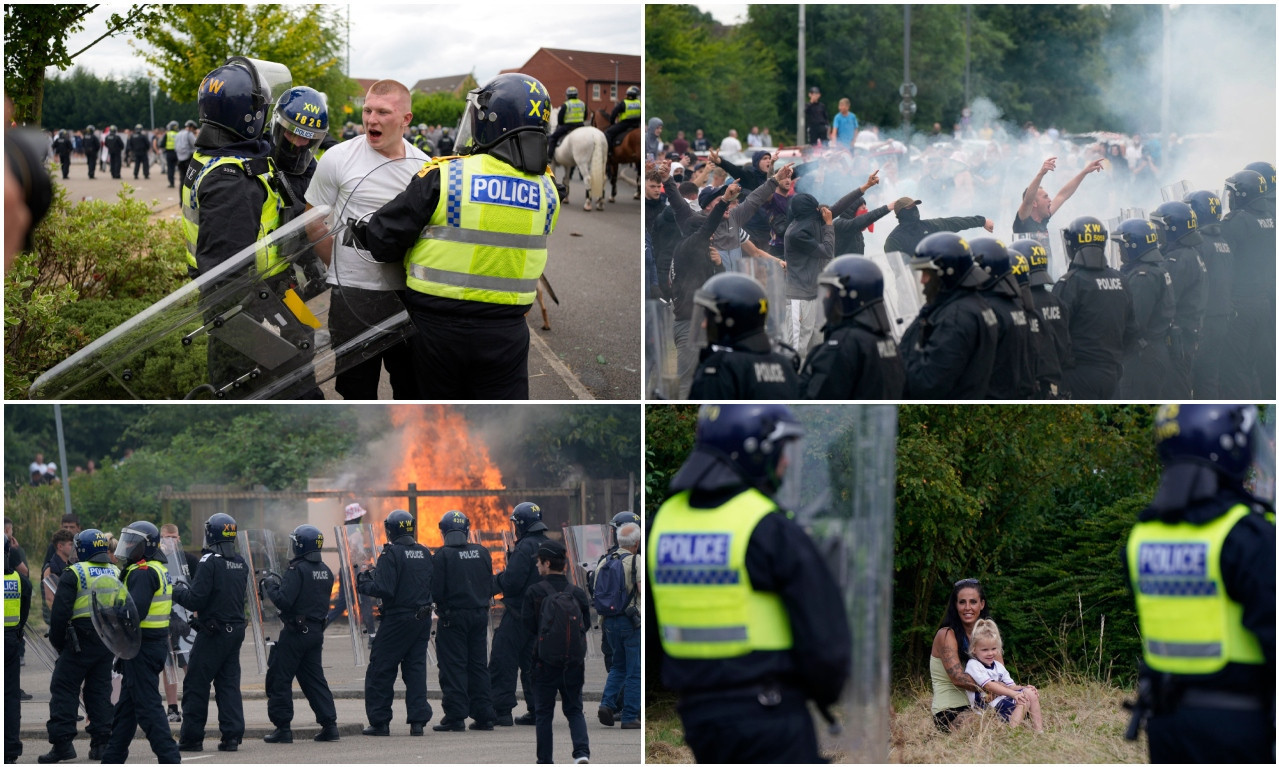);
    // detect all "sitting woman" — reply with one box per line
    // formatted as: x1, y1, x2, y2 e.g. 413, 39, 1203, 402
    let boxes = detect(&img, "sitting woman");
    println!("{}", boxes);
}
929, 578, 996, 731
